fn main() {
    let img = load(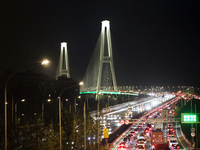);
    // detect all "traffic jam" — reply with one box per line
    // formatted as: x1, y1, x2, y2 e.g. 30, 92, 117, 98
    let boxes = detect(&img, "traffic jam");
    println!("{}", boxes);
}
117, 98, 180, 150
